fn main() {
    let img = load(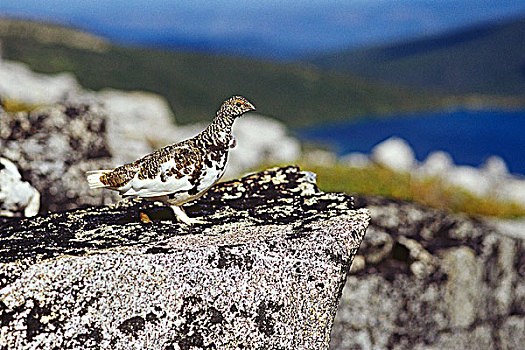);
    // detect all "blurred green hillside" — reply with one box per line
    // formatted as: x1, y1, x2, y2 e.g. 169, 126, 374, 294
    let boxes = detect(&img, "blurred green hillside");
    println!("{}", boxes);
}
306, 163, 525, 219
309, 16, 525, 96
1, 17, 524, 126
0, 17, 485, 126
